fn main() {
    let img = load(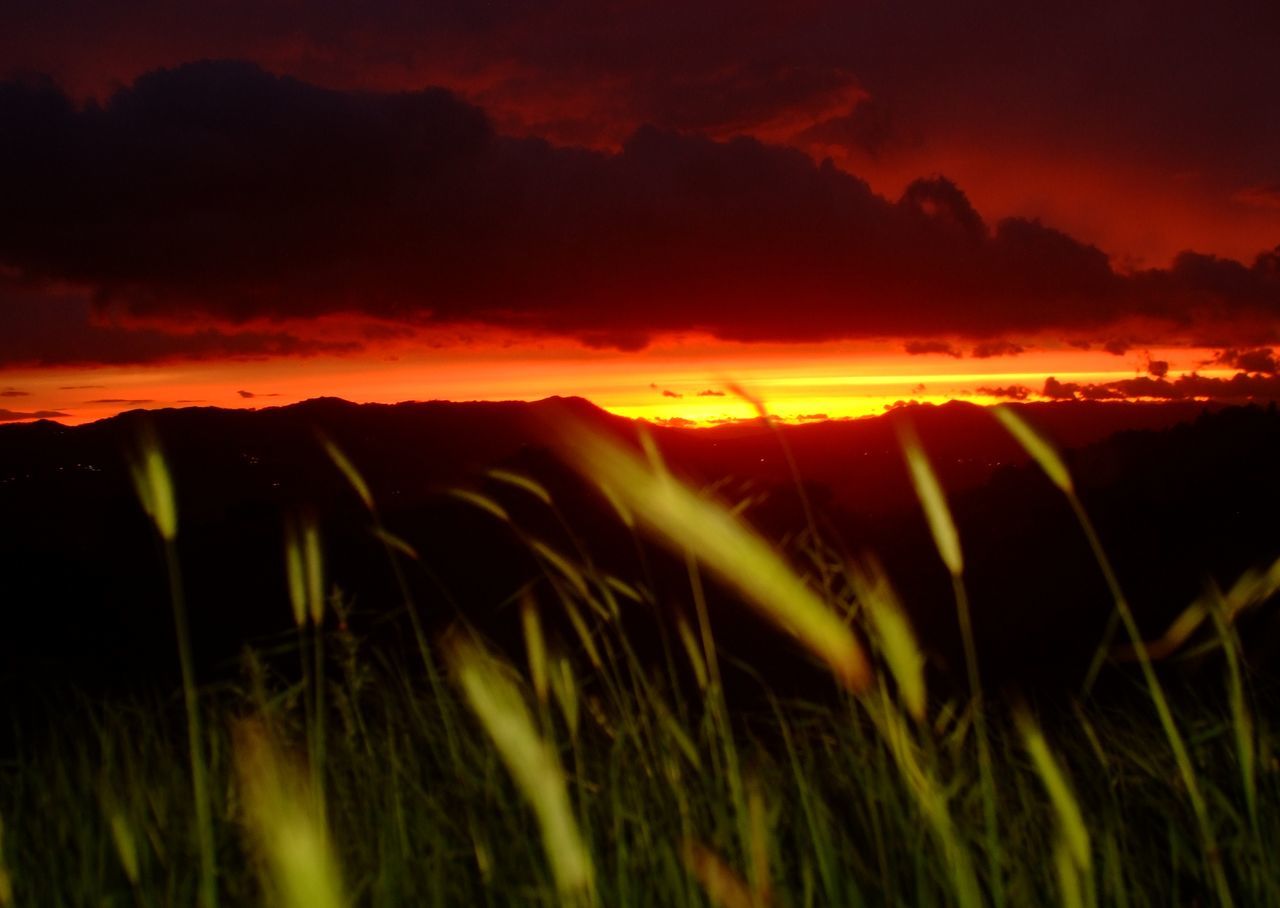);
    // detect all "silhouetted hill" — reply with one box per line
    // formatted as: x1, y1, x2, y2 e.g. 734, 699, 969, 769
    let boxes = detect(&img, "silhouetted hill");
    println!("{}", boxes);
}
1, 396, 1275, 697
